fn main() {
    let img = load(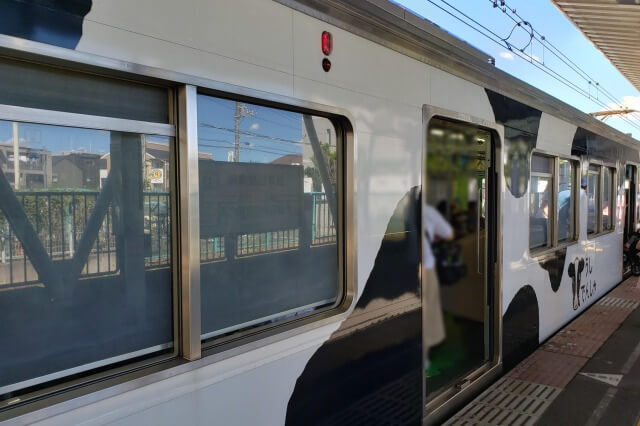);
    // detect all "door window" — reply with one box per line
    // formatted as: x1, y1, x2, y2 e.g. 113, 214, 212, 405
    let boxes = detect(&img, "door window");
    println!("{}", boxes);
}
424, 117, 492, 400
